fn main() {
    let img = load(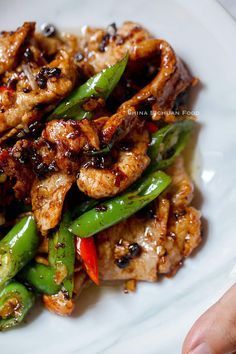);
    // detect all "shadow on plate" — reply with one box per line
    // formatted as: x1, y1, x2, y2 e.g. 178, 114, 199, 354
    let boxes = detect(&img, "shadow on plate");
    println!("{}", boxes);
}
71, 282, 123, 318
